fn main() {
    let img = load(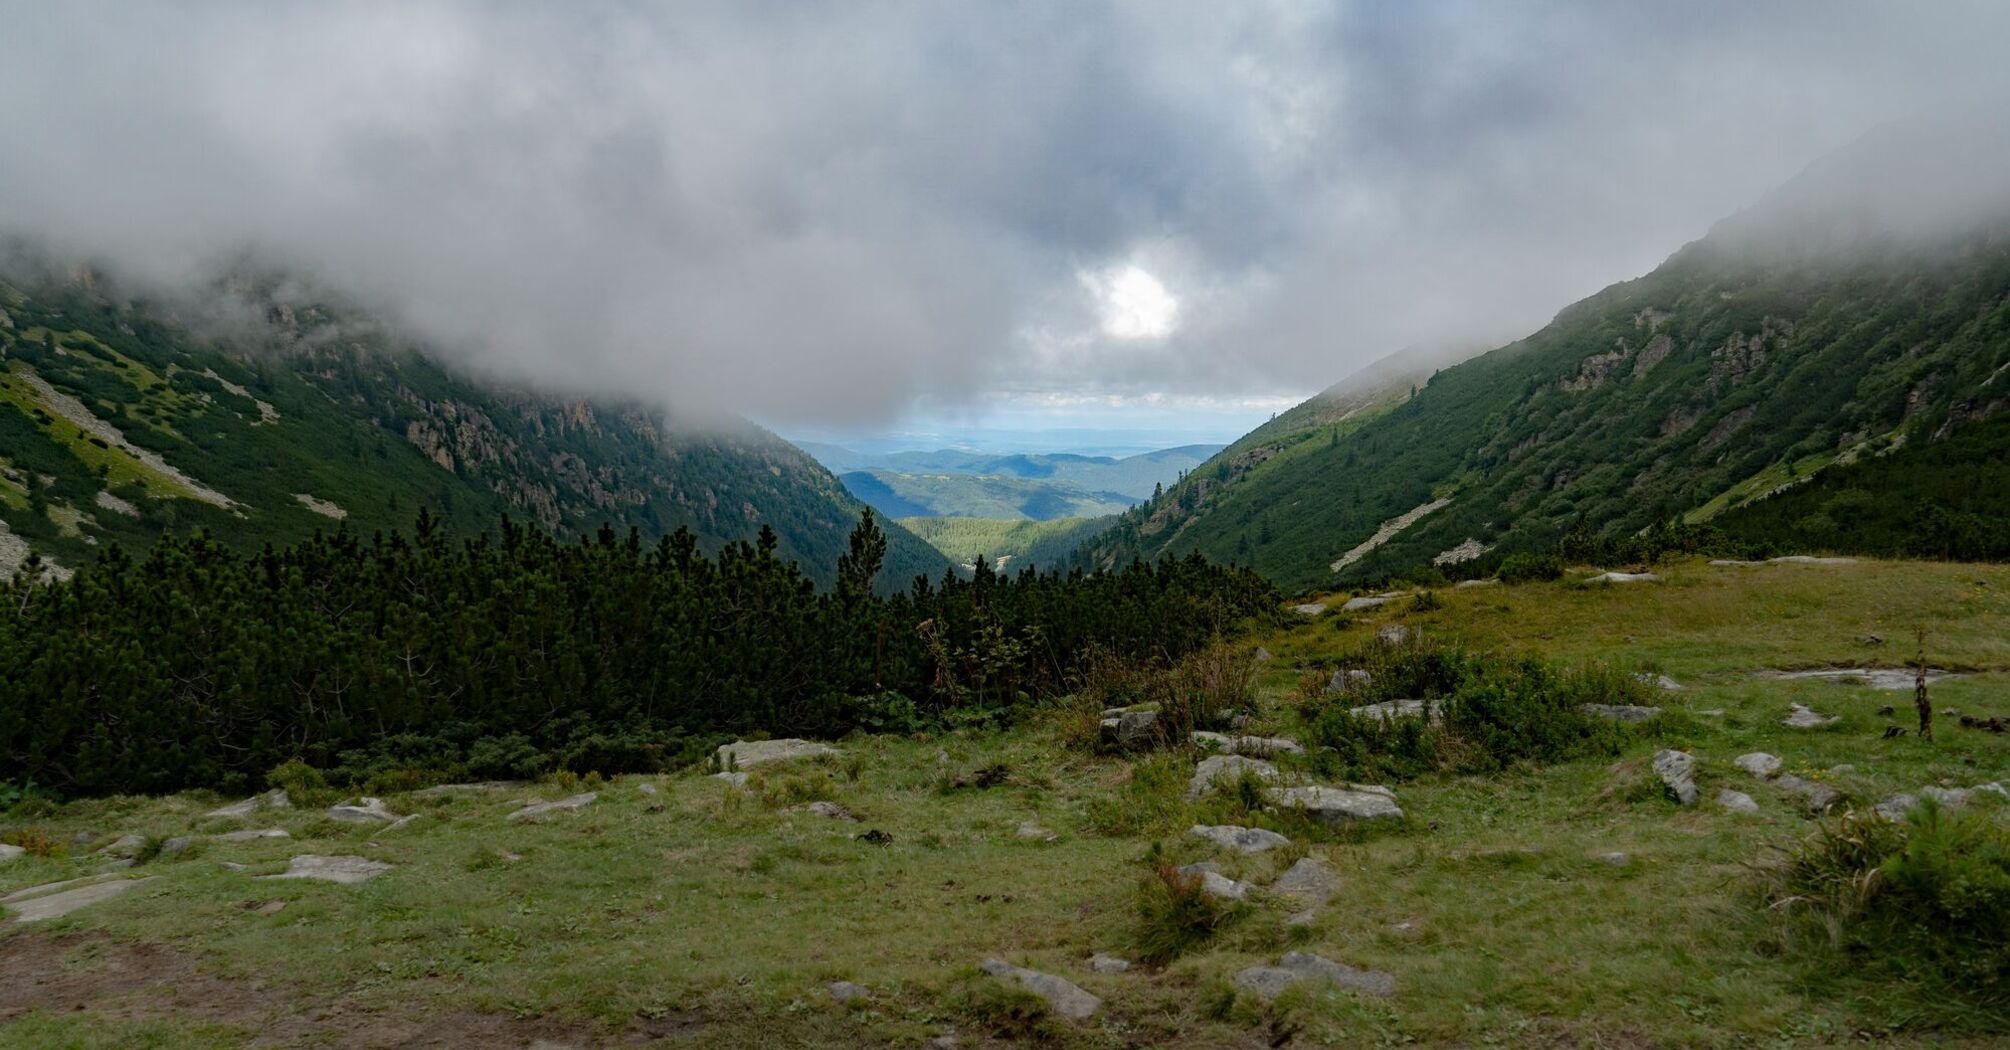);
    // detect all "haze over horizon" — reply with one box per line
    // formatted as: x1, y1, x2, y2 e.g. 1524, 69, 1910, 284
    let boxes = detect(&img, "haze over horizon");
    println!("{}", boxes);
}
7, 2, 2010, 449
